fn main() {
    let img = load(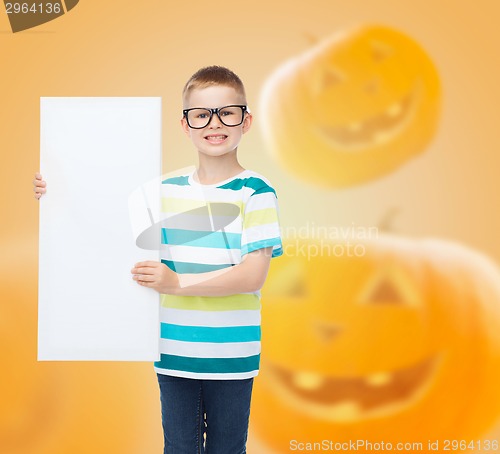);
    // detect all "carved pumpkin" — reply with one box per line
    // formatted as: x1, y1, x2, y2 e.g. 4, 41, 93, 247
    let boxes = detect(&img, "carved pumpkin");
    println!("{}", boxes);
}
260, 25, 441, 187
0, 245, 162, 453
252, 236, 500, 450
